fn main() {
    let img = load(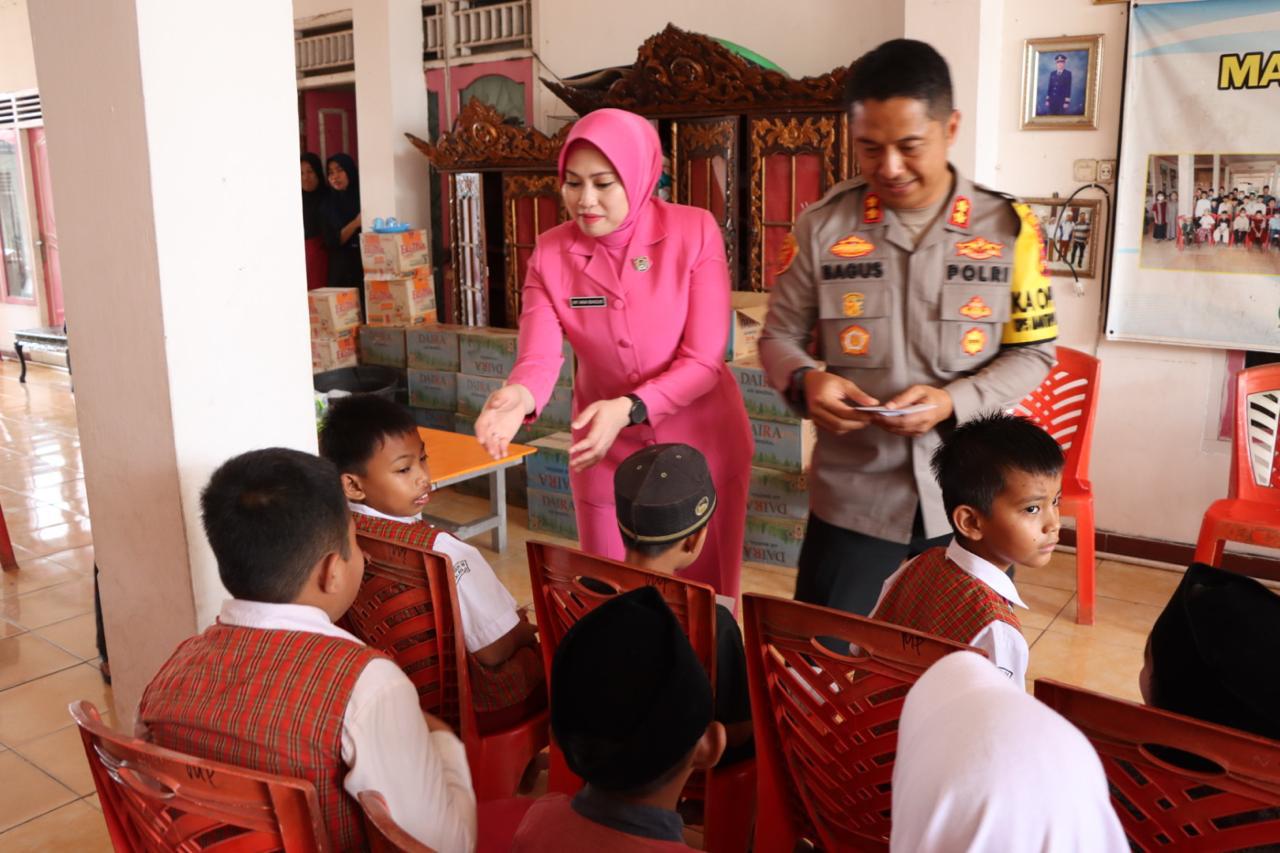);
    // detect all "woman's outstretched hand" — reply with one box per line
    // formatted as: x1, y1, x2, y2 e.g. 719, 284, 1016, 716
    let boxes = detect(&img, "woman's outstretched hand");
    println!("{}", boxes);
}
475, 384, 535, 459
568, 397, 633, 472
